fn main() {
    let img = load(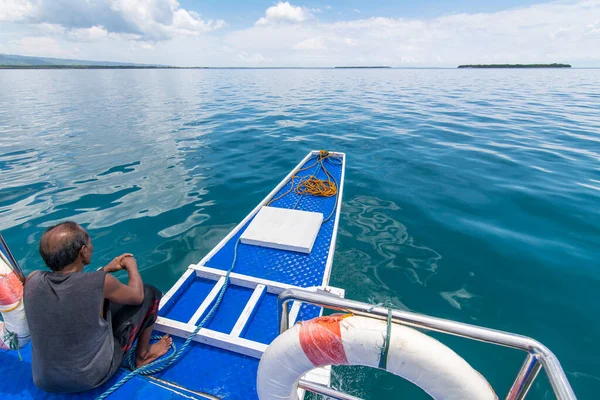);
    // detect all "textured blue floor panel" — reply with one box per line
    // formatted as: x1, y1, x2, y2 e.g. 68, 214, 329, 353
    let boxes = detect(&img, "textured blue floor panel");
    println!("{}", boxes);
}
297, 303, 322, 322
0, 344, 209, 399
205, 285, 253, 333
159, 271, 196, 318
243, 293, 279, 344
163, 278, 216, 323
154, 337, 260, 399
242, 294, 323, 344
205, 156, 342, 288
